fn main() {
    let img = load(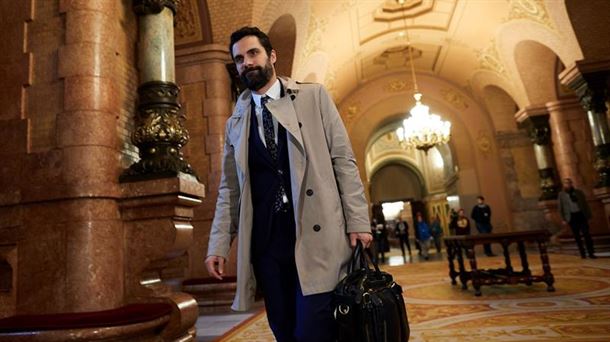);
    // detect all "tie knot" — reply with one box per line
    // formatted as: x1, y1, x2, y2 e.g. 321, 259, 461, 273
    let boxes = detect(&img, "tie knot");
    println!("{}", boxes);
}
261, 95, 271, 106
